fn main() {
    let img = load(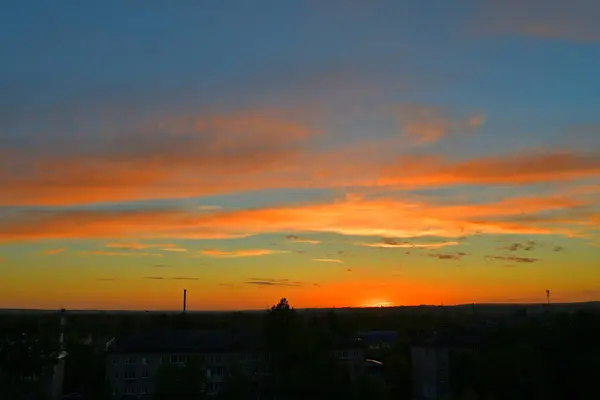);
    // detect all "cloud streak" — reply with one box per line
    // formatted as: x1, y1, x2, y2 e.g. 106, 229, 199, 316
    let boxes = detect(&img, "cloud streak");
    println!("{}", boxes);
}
478, 0, 600, 42
358, 238, 461, 249
105, 242, 187, 252
245, 278, 305, 287
393, 104, 484, 144
1, 107, 599, 210
312, 258, 344, 263
285, 235, 321, 244
0, 110, 318, 206
43, 248, 66, 255
85, 250, 164, 257
428, 252, 467, 261
485, 255, 540, 263
200, 249, 289, 258
0, 191, 593, 243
